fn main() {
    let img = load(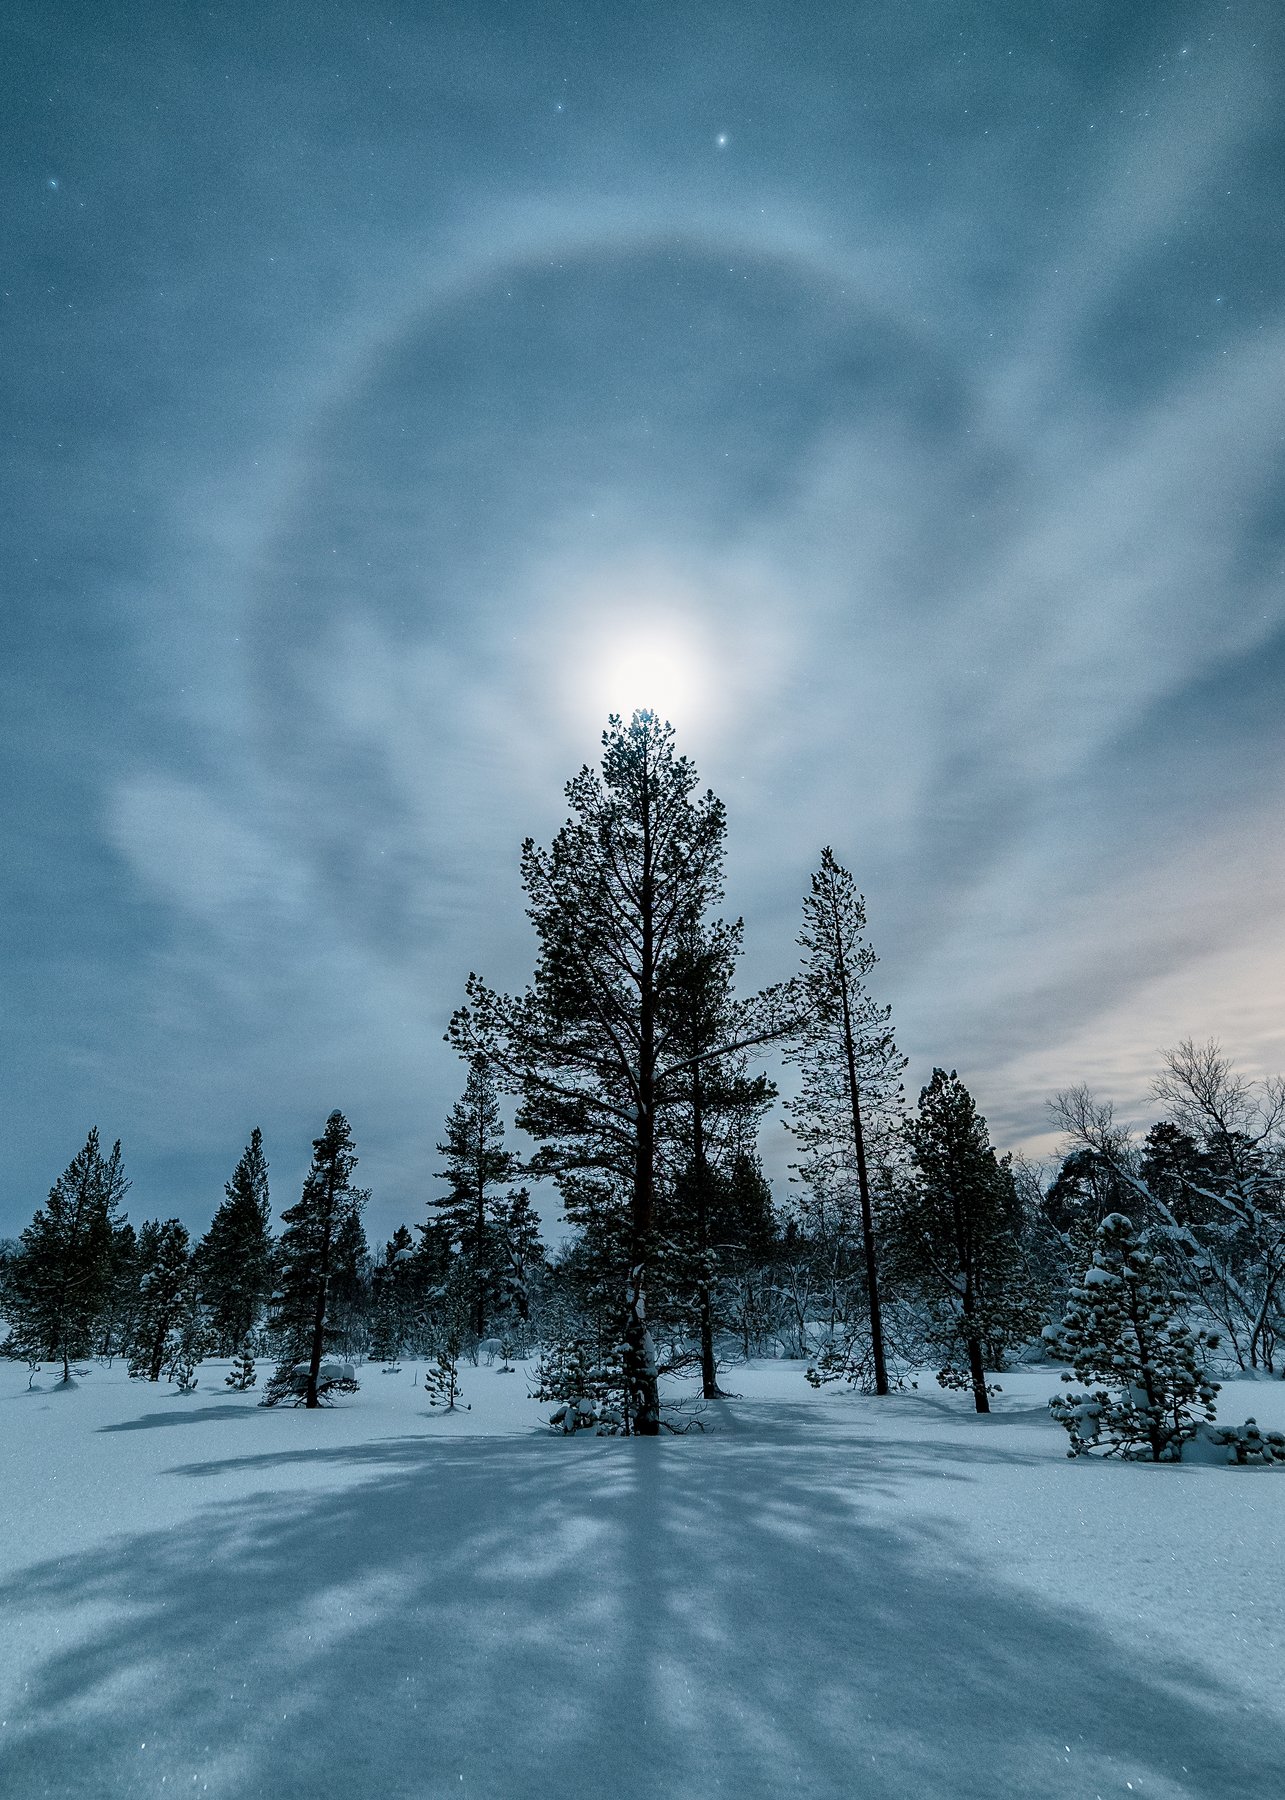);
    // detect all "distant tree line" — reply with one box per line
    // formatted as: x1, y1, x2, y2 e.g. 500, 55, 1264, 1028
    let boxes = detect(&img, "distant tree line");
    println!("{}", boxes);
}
3, 712, 1282, 1448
